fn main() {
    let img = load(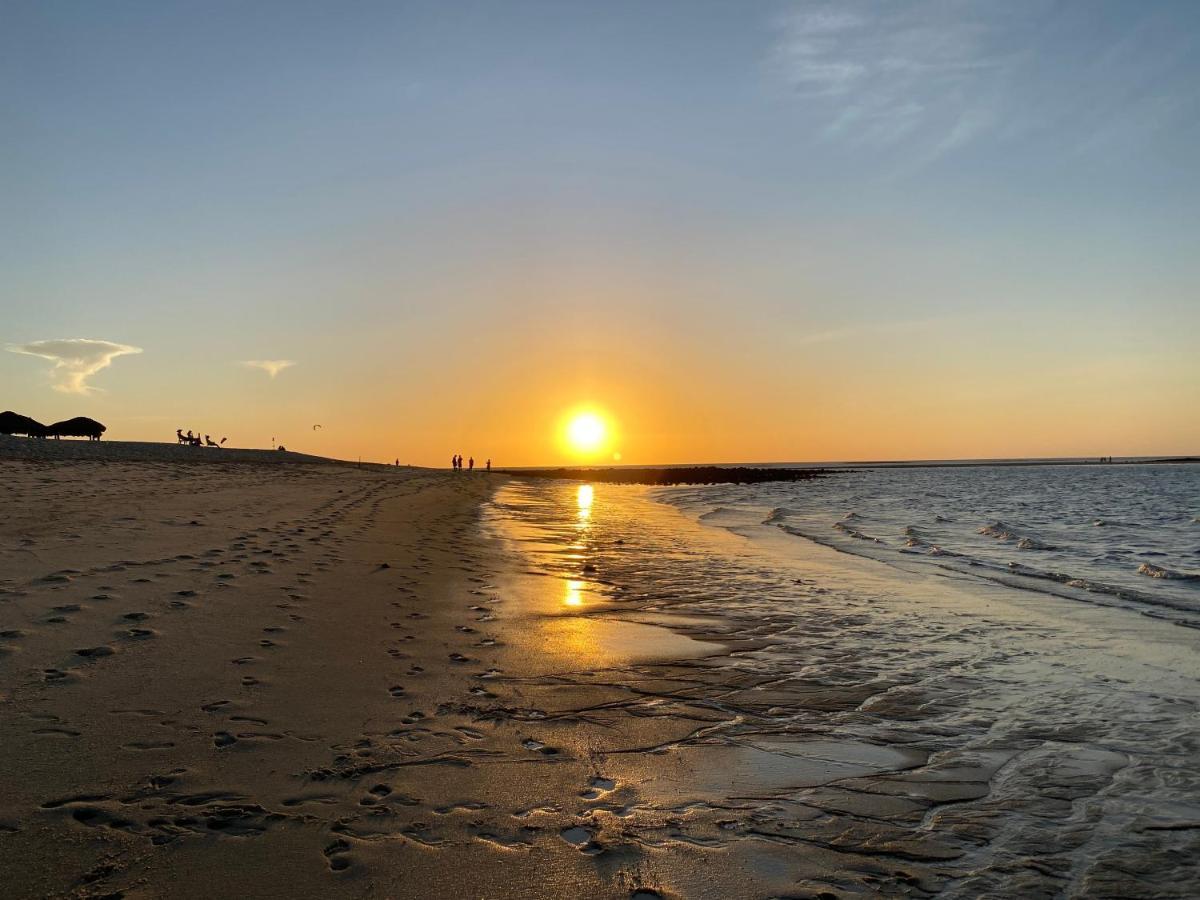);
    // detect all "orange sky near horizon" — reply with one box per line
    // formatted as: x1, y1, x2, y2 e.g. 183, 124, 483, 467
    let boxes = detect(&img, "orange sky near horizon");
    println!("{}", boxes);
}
9, 304, 1193, 467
